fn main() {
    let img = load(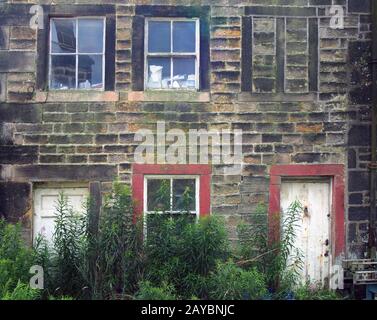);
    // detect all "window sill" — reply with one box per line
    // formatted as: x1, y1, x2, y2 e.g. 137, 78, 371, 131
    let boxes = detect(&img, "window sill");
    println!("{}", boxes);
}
126, 91, 210, 102
35, 91, 119, 103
